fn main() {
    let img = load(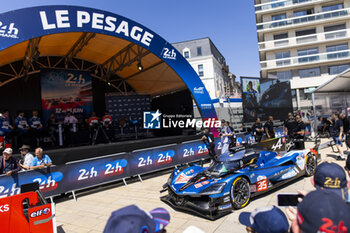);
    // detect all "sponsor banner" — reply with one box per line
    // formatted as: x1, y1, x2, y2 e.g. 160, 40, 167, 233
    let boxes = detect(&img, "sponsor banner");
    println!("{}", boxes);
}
41, 68, 93, 122
0, 139, 209, 198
